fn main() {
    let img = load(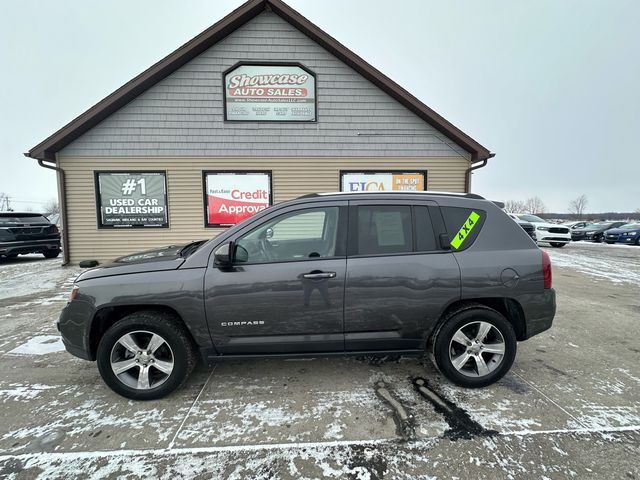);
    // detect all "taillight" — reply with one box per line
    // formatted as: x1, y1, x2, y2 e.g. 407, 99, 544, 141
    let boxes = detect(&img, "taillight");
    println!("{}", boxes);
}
51, 224, 59, 233
541, 250, 552, 289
